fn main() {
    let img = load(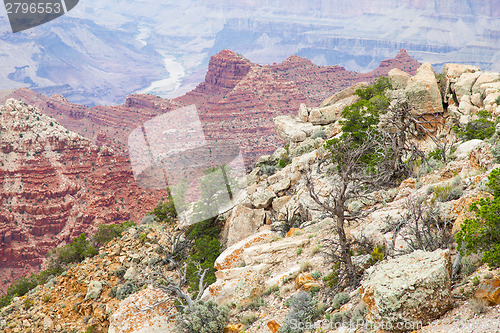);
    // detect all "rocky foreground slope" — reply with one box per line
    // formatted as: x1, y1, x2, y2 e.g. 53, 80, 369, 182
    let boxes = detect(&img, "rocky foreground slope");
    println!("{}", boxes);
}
1, 49, 419, 169
0, 99, 166, 294
2, 61, 500, 332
